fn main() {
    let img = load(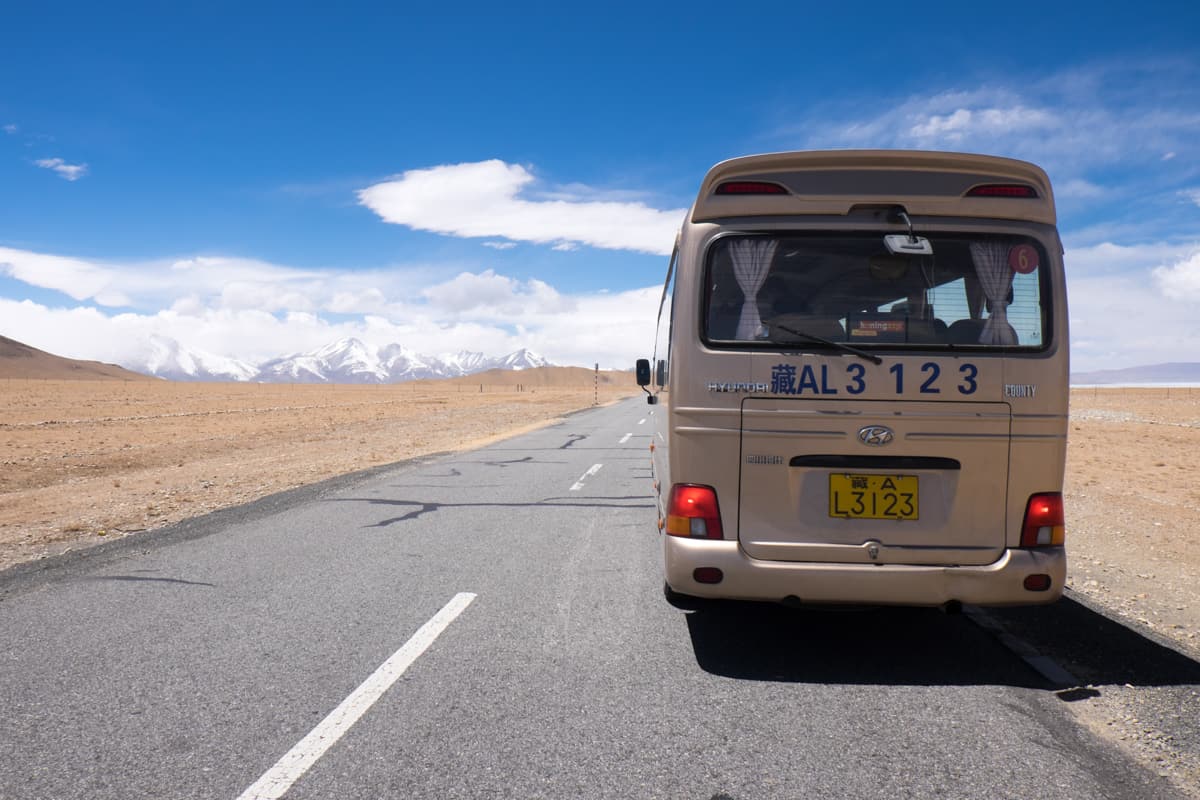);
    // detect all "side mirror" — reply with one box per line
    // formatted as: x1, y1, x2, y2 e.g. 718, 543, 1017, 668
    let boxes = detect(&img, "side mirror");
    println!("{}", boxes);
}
655, 359, 667, 387
635, 358, 651, 386
646, 395, 657, 405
